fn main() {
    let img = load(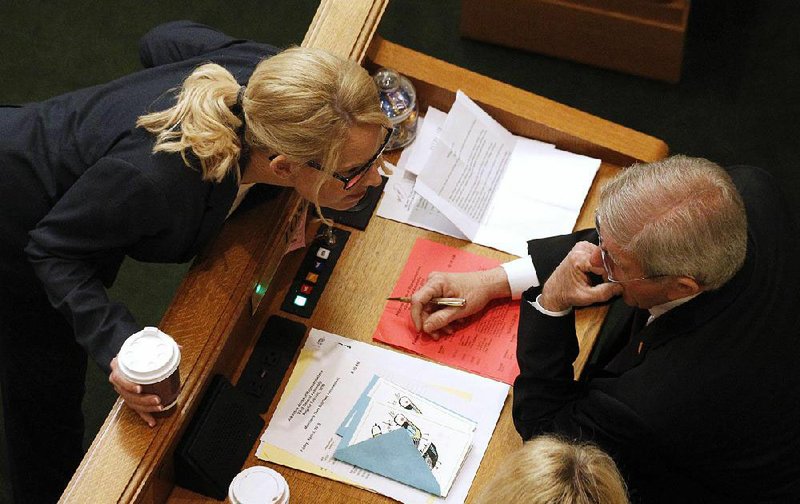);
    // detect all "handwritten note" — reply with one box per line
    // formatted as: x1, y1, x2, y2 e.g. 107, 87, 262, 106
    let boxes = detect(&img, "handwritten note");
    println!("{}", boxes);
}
373, 238, 520, 384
